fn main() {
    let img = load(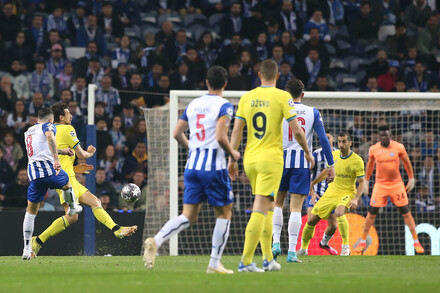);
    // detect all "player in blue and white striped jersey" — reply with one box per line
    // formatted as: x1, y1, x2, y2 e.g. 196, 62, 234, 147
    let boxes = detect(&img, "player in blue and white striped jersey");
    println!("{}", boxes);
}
144, 66, 240, 274
22, 108, 80, 260
272, 79, 335, 263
